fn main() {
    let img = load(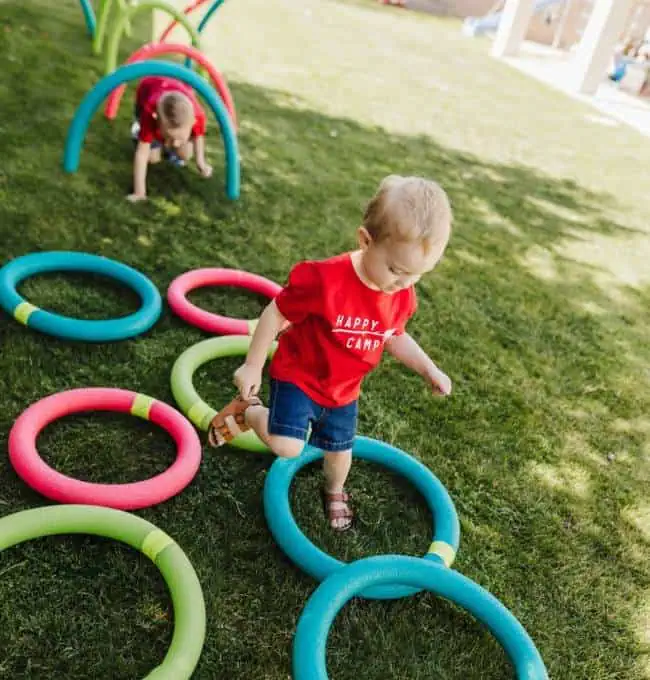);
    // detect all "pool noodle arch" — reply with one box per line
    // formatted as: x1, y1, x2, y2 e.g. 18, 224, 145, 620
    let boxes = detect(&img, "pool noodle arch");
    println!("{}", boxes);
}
158, 0, 210, 42
63, 60, 240, 200
78, 0, 96, 37
93, 0, 130, 55
103, 42, 237, 129
105, 1, 201, 75
196, 0, 226, 37
184, 0, 226, 68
